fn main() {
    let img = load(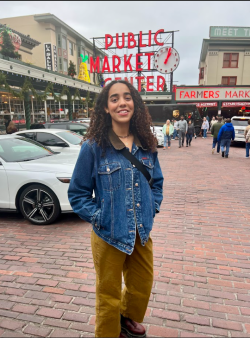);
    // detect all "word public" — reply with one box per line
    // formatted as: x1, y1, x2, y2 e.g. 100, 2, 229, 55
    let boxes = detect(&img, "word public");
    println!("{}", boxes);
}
89, 30, 166, 91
